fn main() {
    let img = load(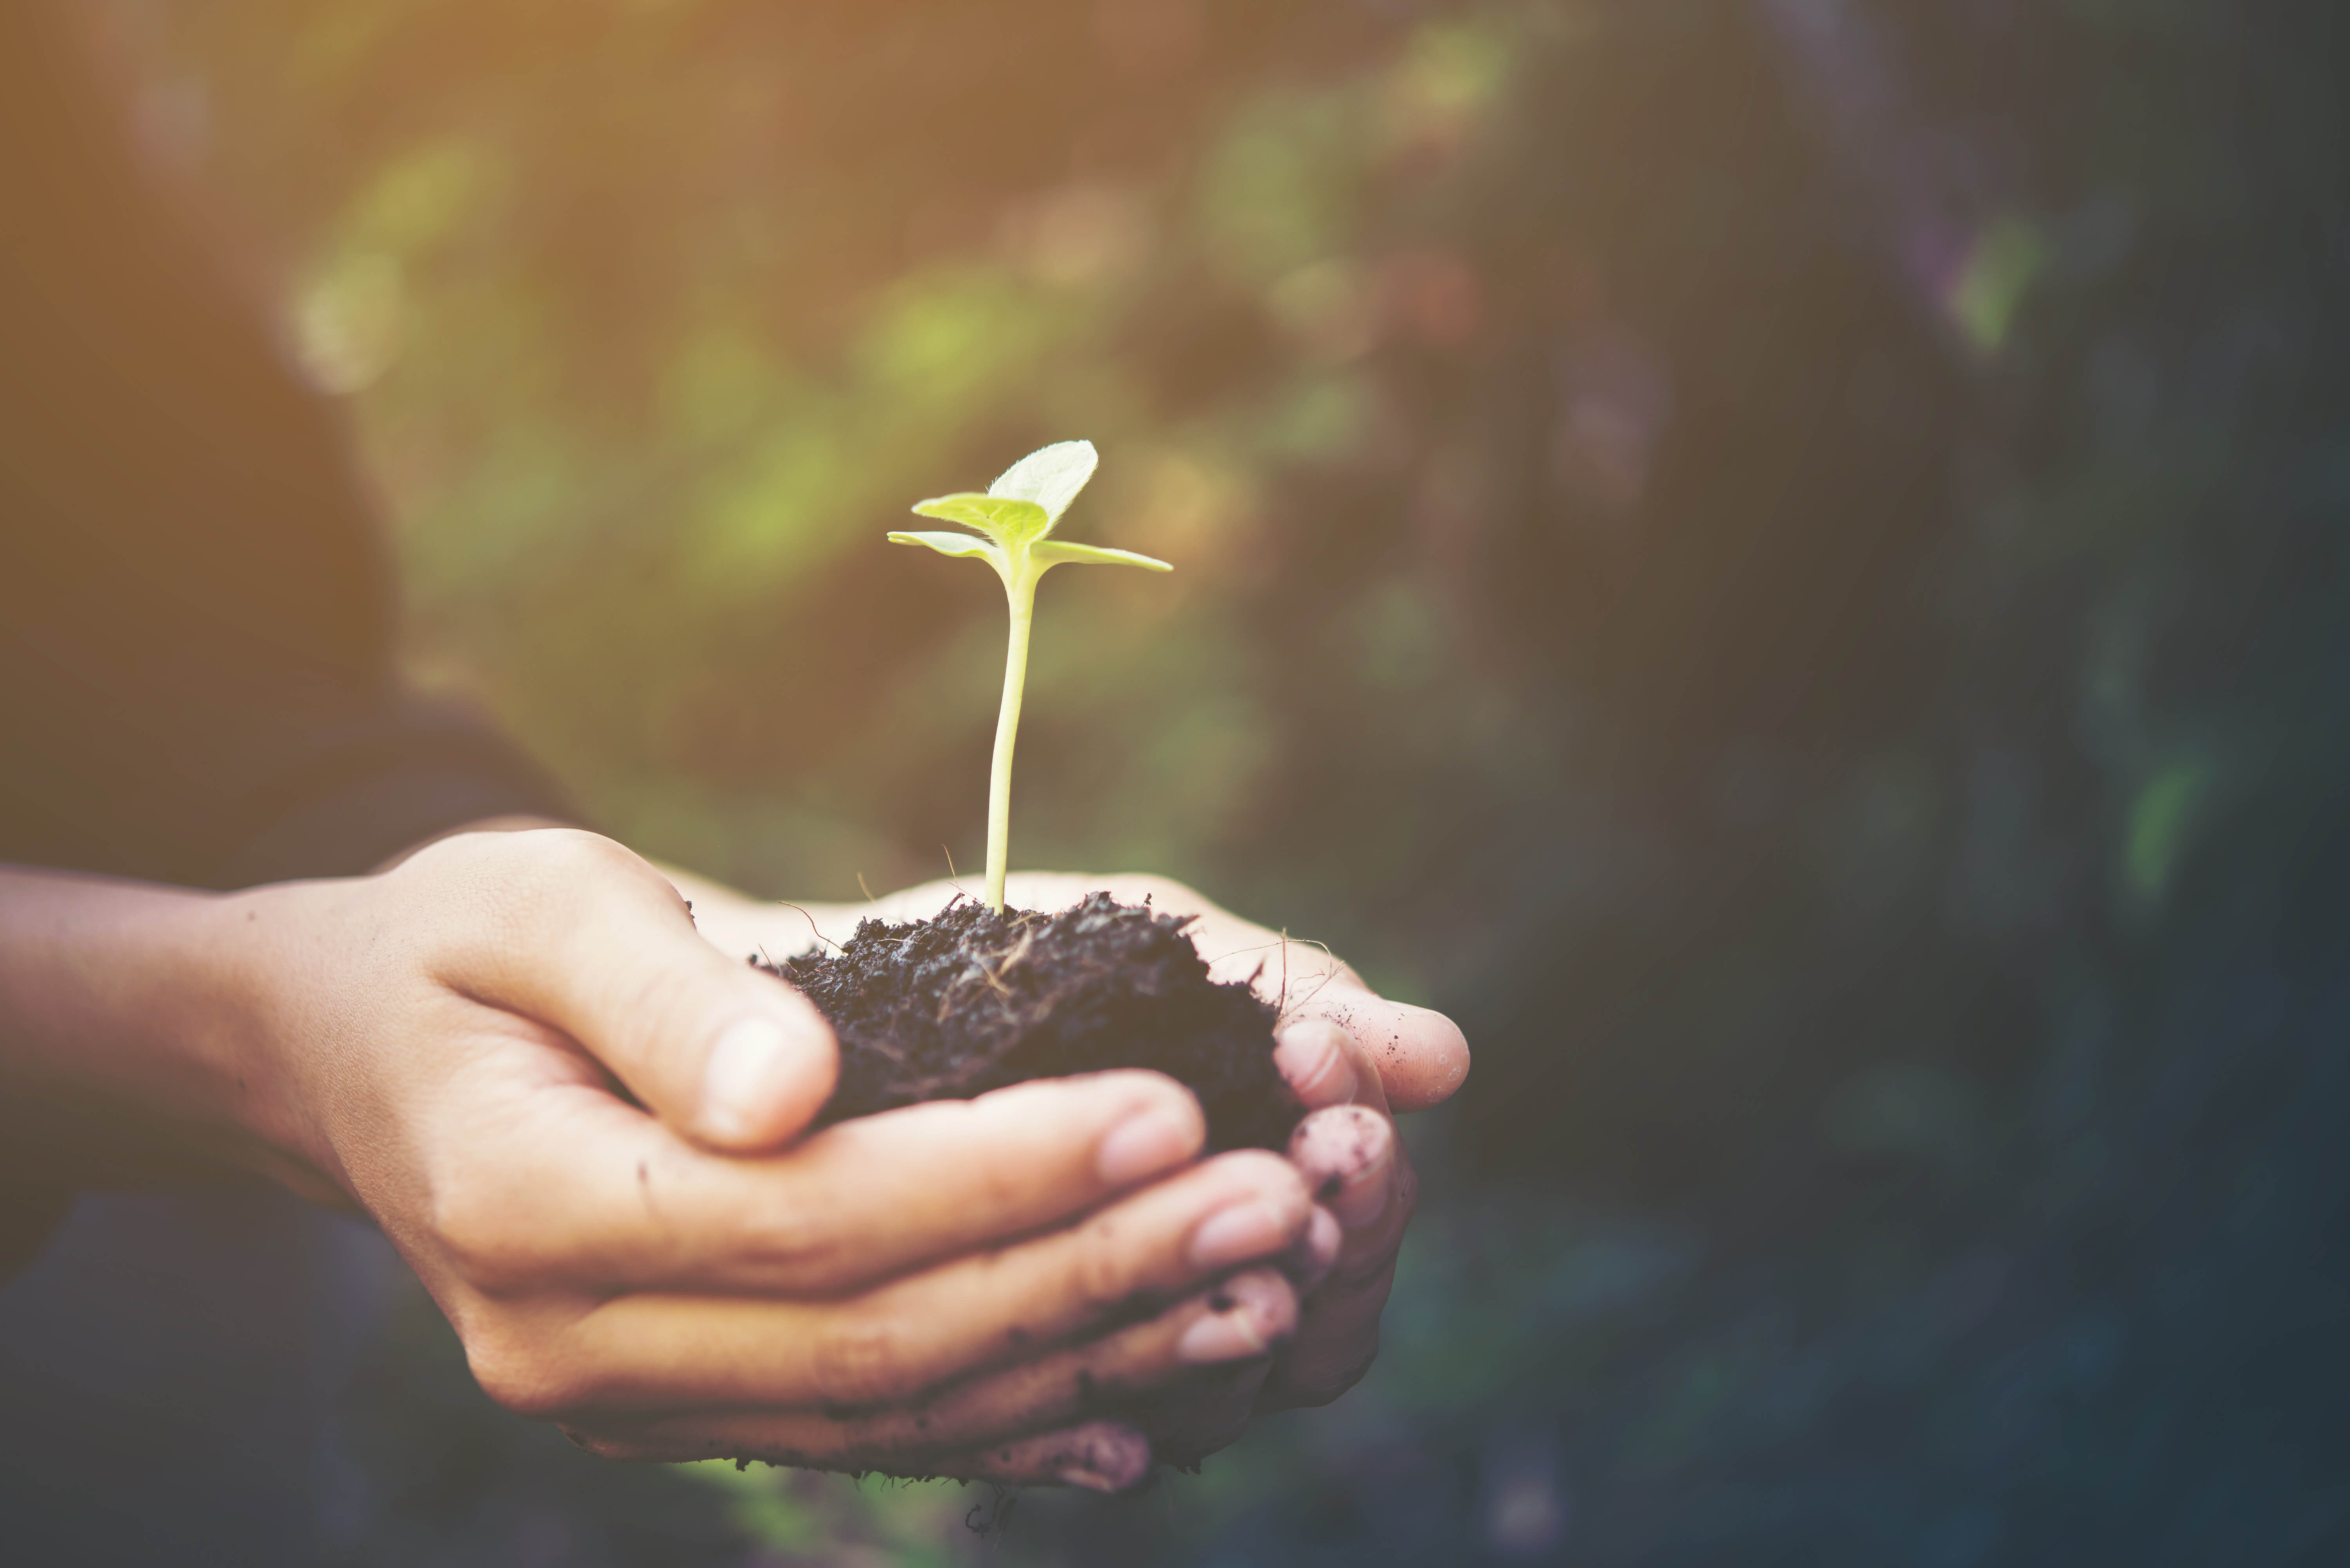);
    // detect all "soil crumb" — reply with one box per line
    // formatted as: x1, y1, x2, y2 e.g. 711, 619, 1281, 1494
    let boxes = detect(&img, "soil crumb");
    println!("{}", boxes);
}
761, 892, 1297, 1151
